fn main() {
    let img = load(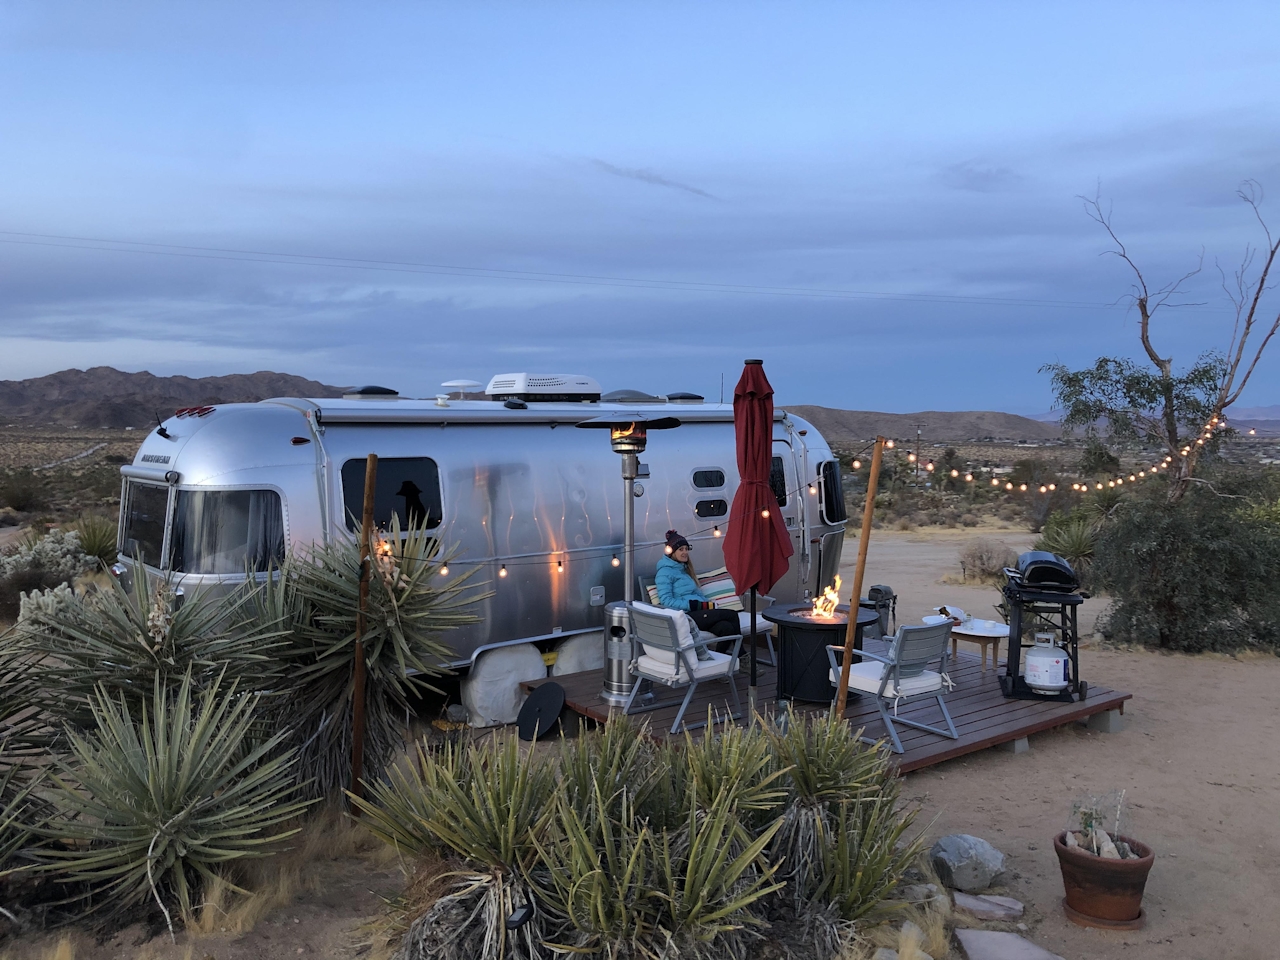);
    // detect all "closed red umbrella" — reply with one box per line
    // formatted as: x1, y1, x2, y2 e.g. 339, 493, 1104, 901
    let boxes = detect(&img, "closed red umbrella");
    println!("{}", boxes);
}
722, 360, 794, 714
